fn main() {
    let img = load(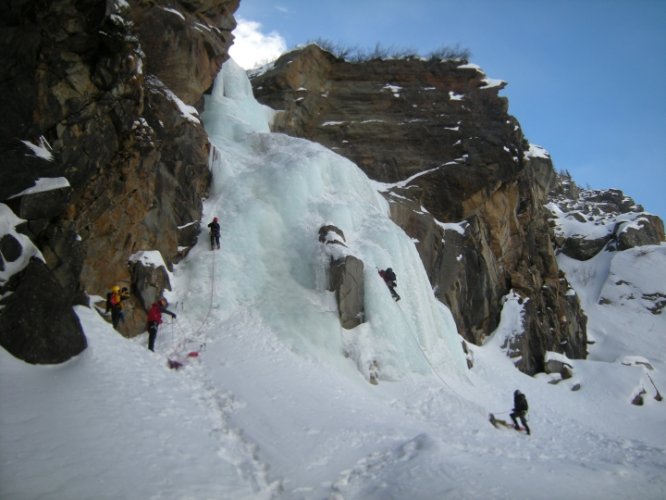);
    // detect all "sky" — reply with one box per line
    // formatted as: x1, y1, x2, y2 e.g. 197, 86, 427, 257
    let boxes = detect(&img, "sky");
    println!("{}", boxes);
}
229, 0, 666, 221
